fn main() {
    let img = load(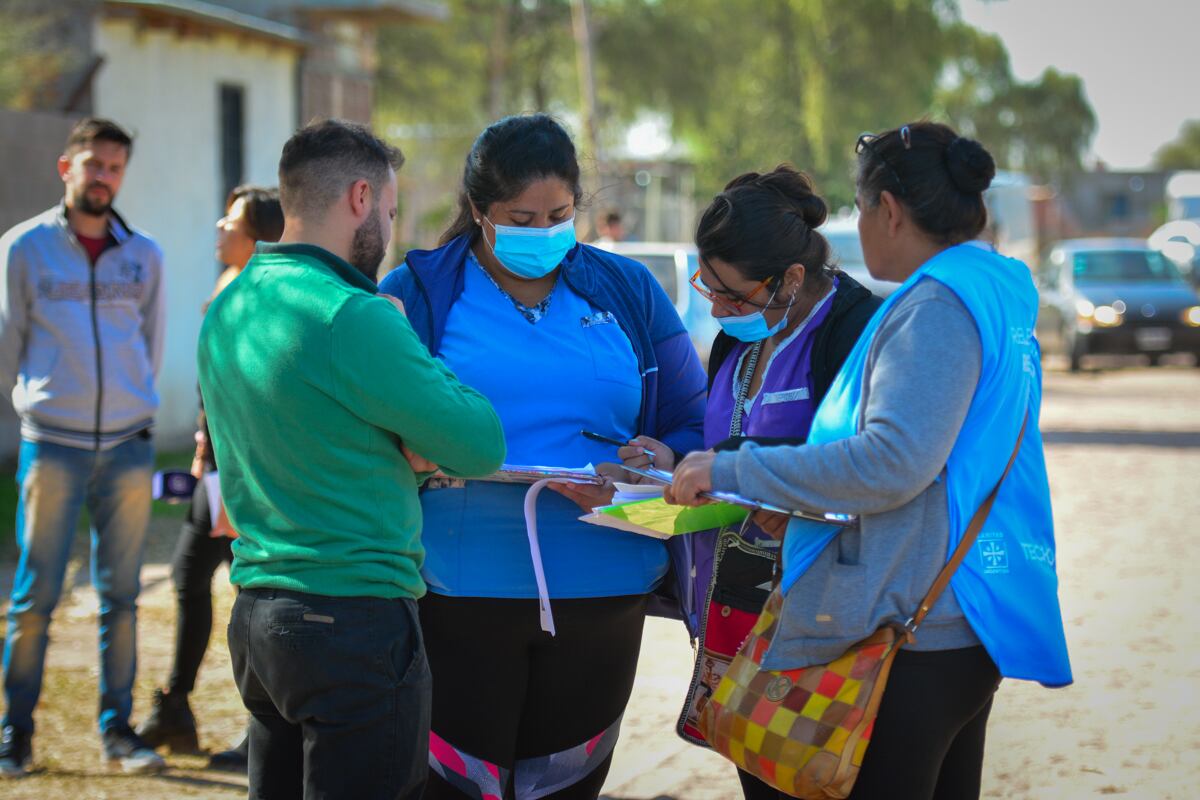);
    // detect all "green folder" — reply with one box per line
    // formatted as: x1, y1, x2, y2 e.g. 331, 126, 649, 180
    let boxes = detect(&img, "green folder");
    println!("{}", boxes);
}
581, 496, 749, 539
